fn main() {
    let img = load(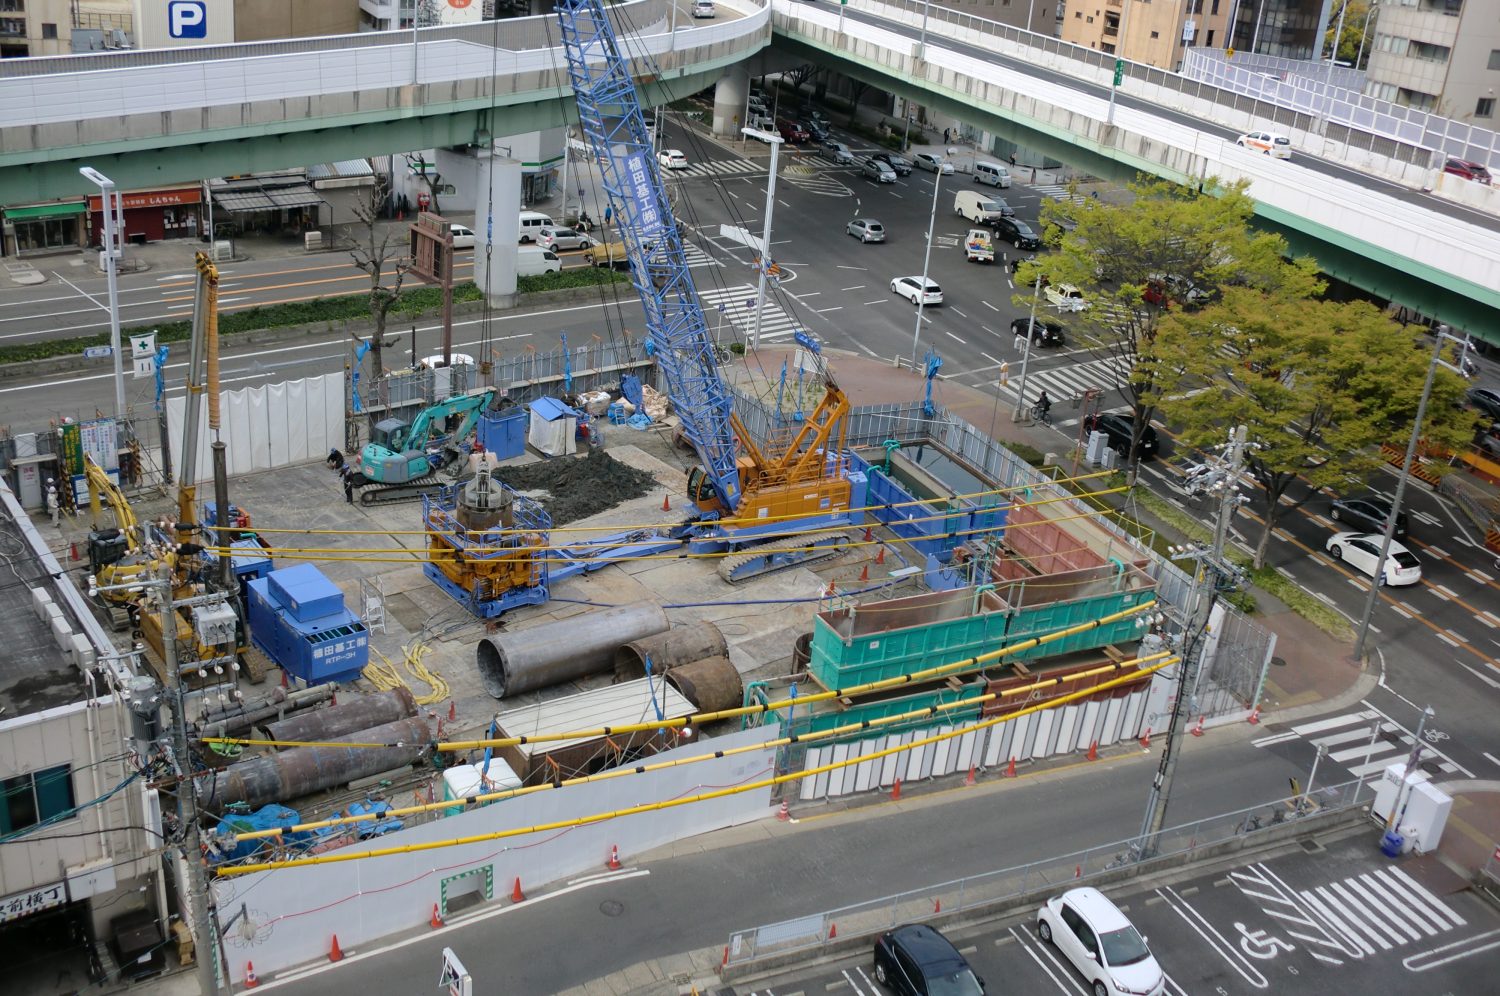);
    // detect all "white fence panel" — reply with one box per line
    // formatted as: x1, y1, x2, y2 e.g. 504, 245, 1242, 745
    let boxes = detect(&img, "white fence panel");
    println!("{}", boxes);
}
166, 373, 344, 484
